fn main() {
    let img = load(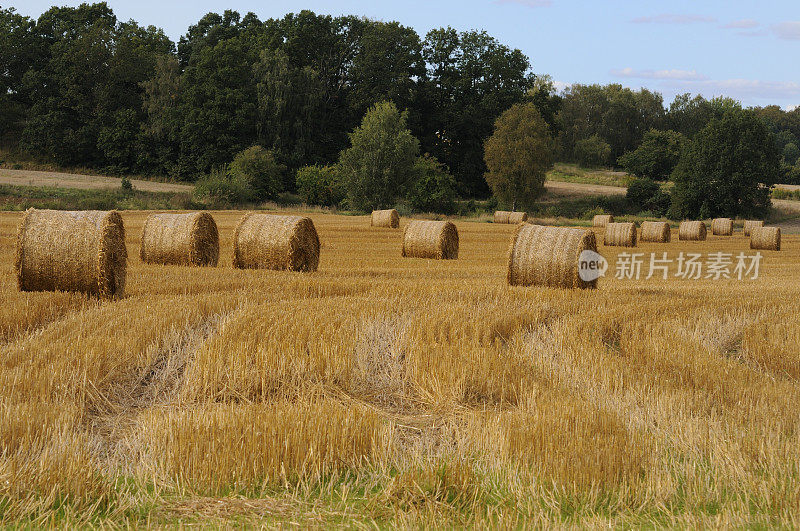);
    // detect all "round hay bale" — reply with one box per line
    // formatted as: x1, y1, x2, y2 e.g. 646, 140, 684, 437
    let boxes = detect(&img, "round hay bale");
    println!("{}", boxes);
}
750, 226, 780, 251
711, 218, 733, 236
640, 221, 671, 243
603, 222, 637, 247
494, 211, 511, 224
507, 224, 598, 289
232, 213, 320, 272
140, 212, 219, 266
15, 209, 127, 298
743, 220, 764, 236
371, 209, 399, 228
678, 221, 707, 241
592, 214, 613, 227
401, 220, 458, 259
508, 211, 528, 224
